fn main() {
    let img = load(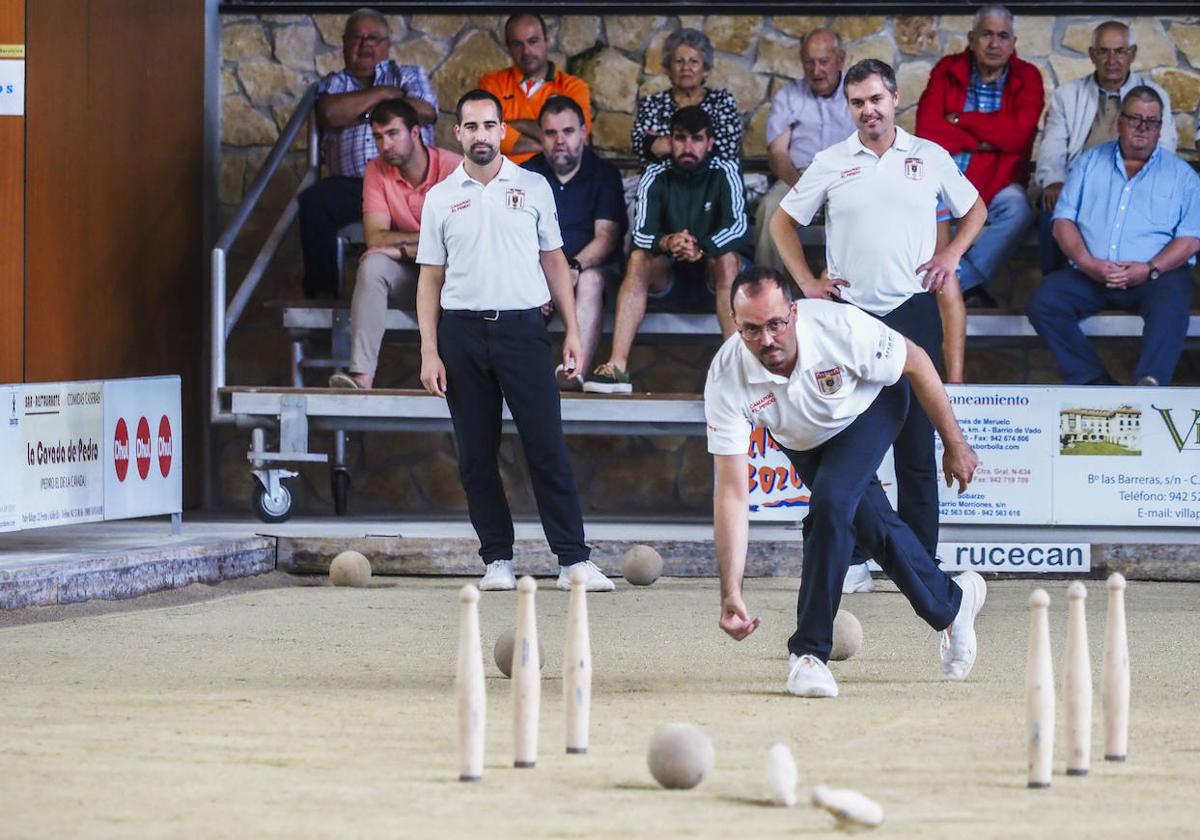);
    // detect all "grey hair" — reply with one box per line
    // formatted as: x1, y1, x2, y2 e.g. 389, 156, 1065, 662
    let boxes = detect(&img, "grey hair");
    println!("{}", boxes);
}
663, 28, 715, 72
801, 28, 845, 54
344, 8, 388, 36
1122, 84, 1163, 112
842, 59, 898, 96
1092, 20, 1136, 48
972, 4, 1015, 34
